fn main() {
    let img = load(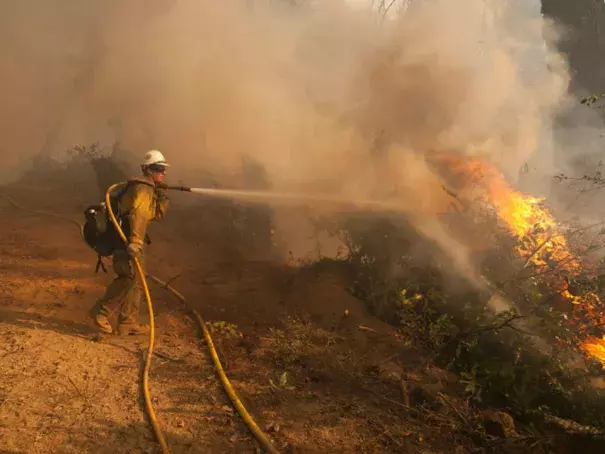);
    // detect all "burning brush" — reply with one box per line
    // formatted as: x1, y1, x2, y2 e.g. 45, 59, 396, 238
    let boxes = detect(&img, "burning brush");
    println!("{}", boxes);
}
442, 156, 605, 366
